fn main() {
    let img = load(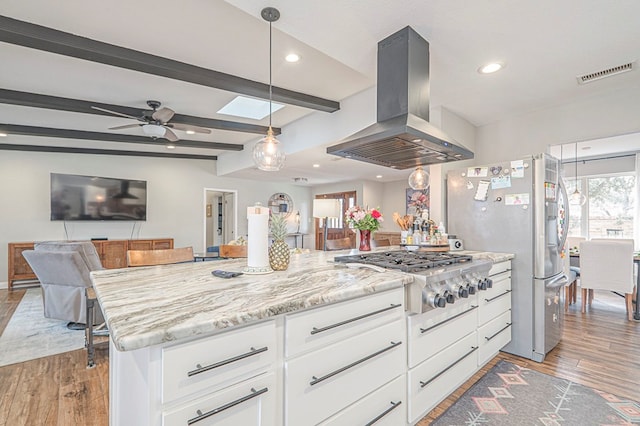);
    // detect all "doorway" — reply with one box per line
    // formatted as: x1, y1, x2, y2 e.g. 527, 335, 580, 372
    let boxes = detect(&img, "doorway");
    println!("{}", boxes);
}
314, 191, 357, 250
204, 188, 237, 252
